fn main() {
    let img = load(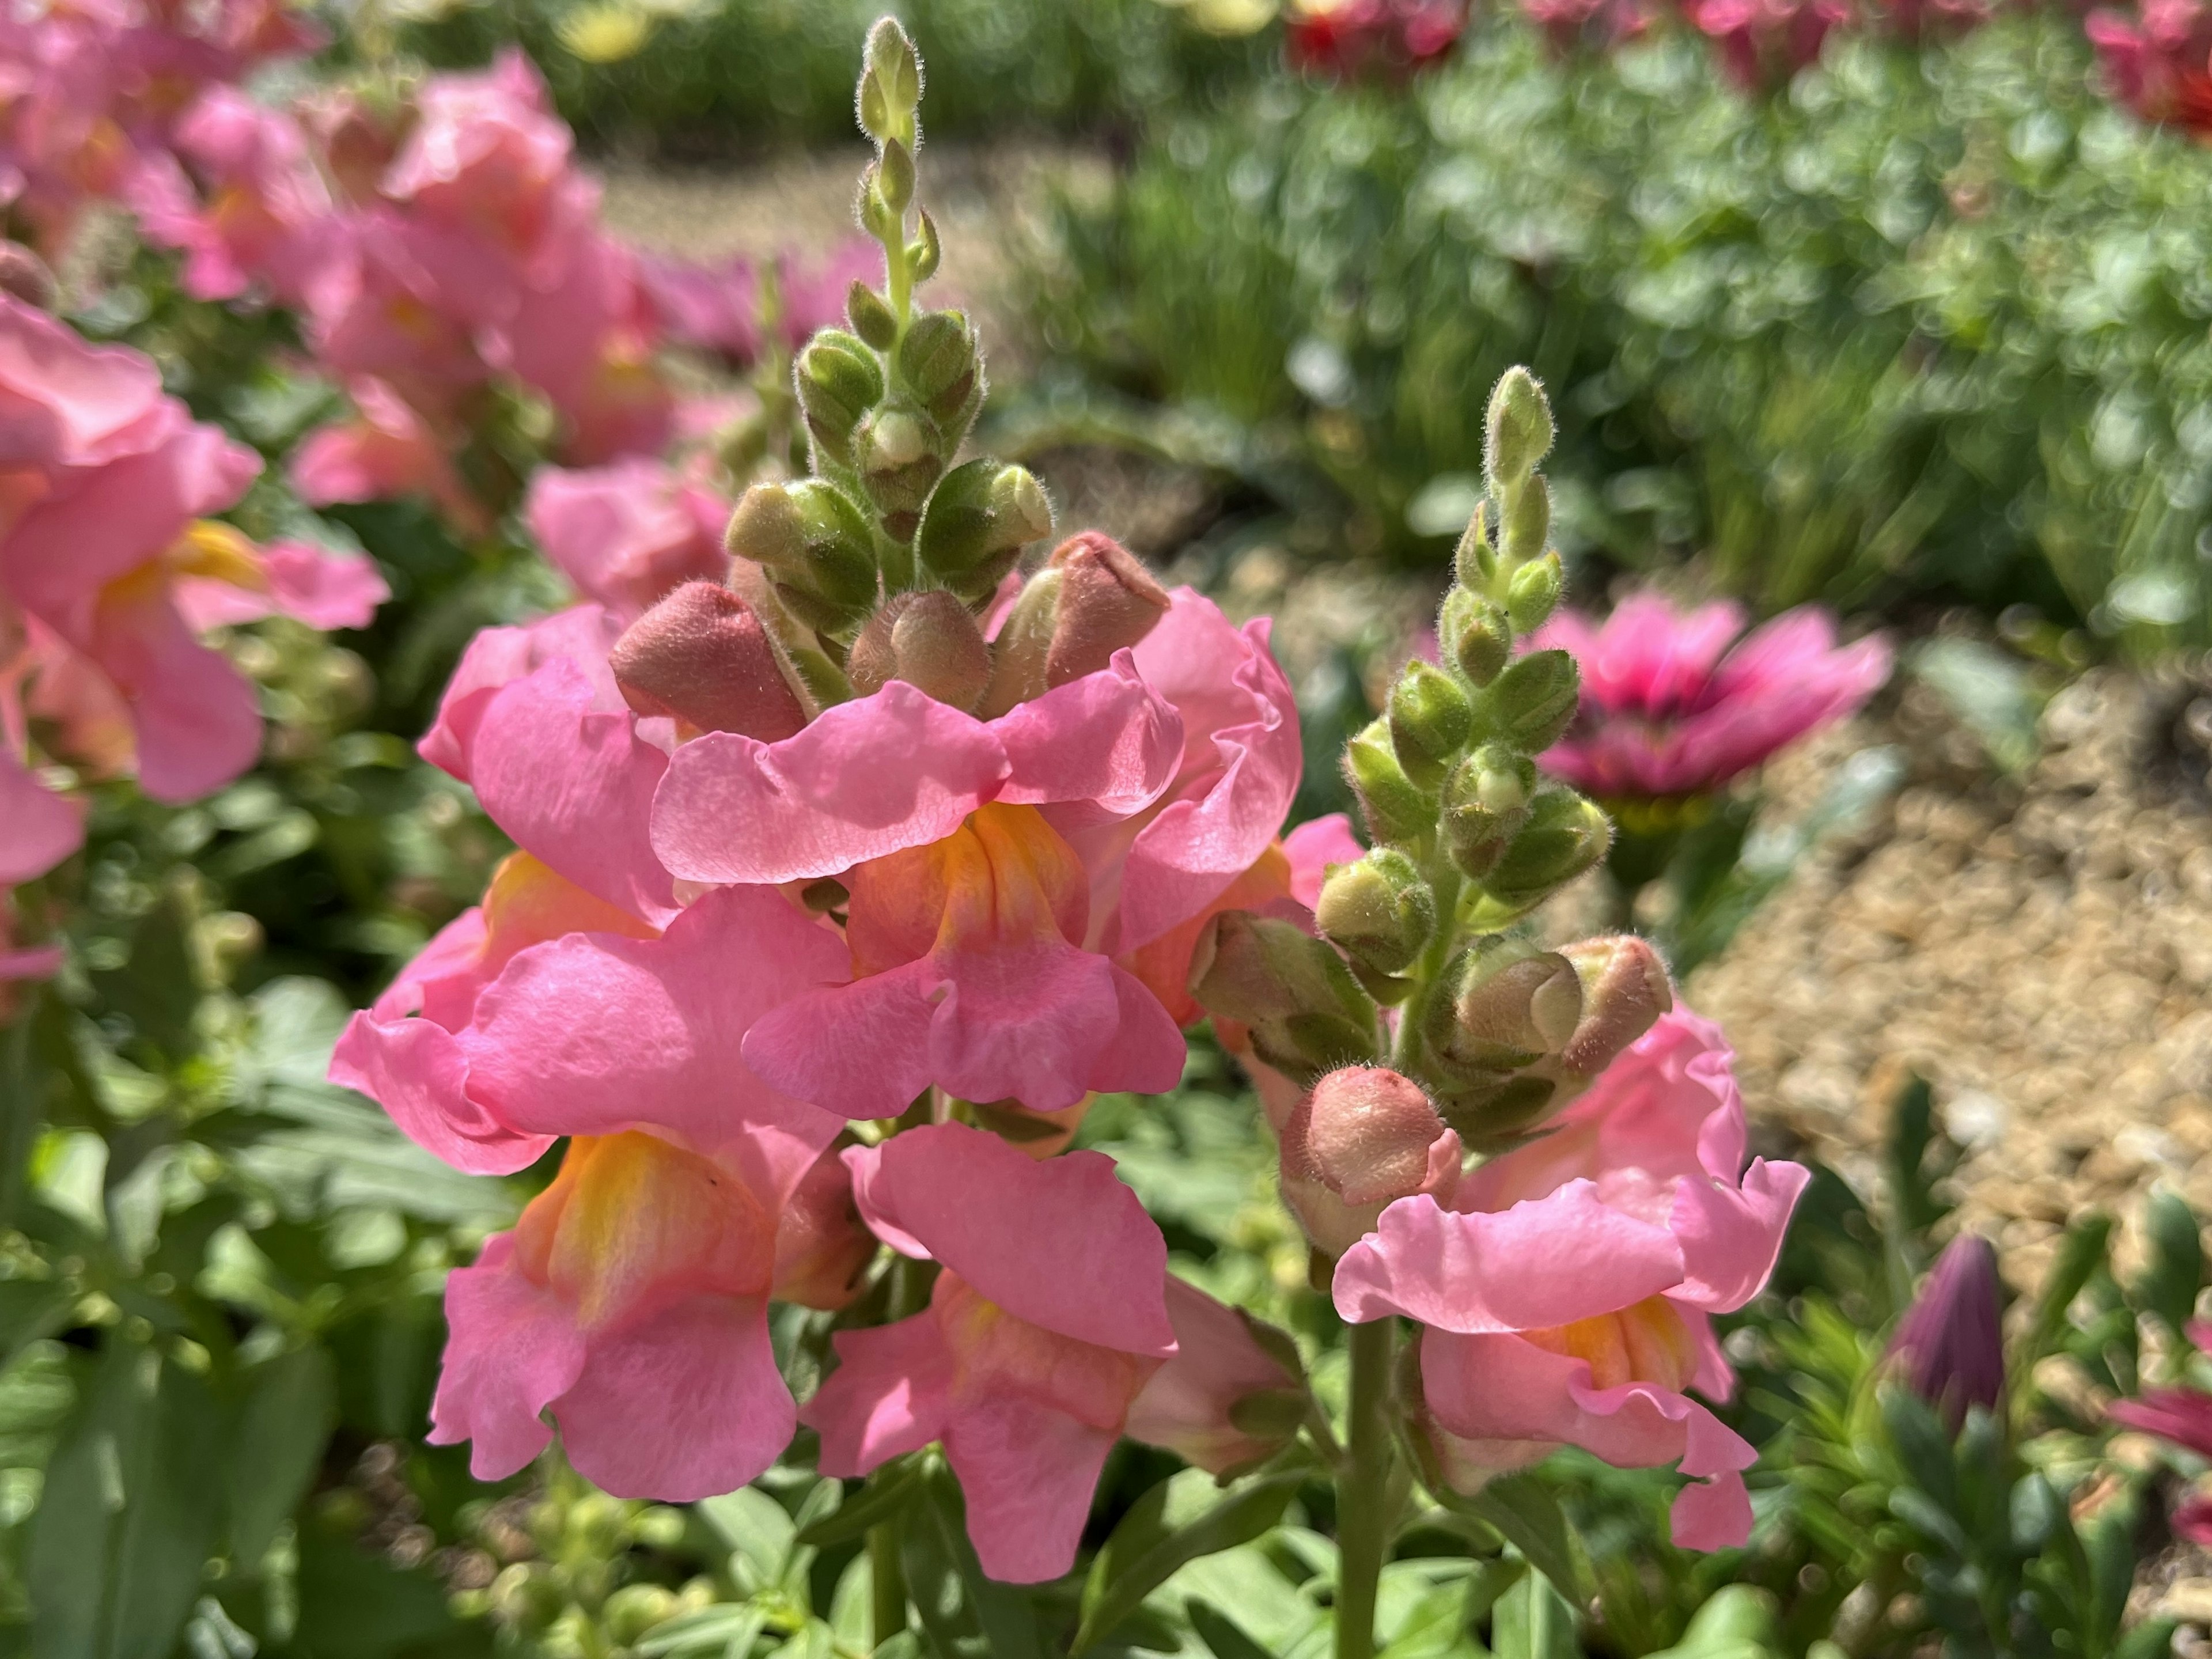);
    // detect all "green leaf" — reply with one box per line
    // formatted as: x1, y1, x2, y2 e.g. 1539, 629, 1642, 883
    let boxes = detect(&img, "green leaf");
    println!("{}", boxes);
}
699, 1486, 796, 1599
0, 1280, 78, 1373
28, 1339, 229, 1659
1453, 1473, 1593, 1609
291, 1516, 474, 1658
1490, 1569, 1577, 1659
1884, 1074, 1949, 1256
88, 890, 203, 1061
798, 1459, 923, 1547
916, 1471, 1043, 1659
1073, 1470, 1303, 1655
635, 1602, 770, 1658
2131, 1191, 2203, 1336
1646, 1586, 1777, 1659
2029, 1214, 2112, 1362
228, 1344, 338, 1566
1187, 1599, 1274, 1659
1909, 639, 2041, 775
